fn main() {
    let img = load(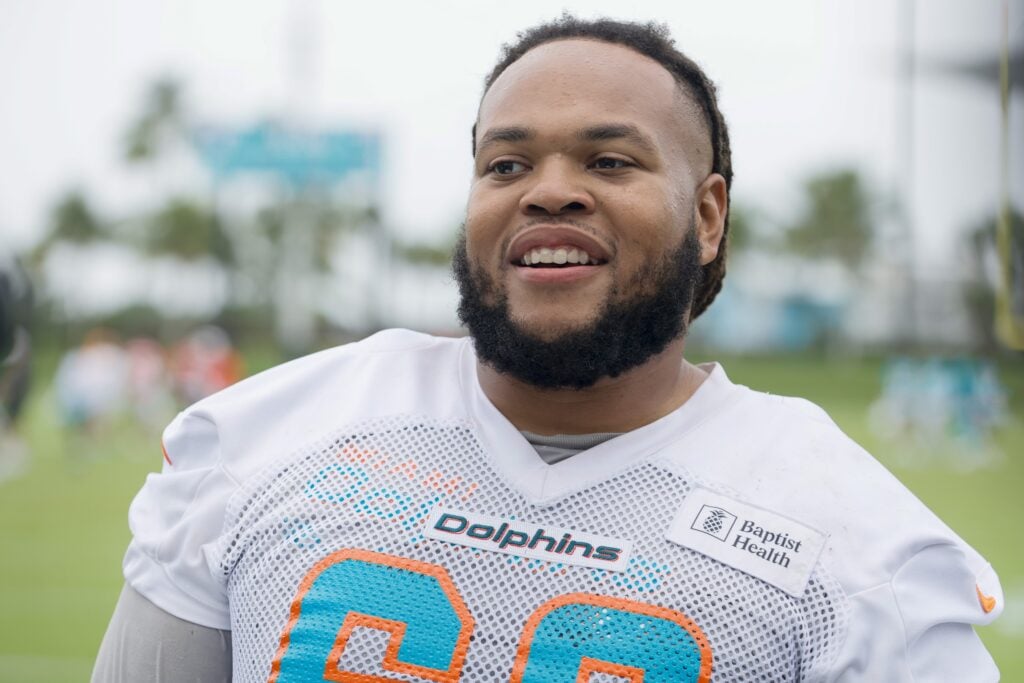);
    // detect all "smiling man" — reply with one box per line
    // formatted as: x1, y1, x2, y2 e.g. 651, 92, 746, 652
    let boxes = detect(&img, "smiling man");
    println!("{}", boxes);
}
94, 16, 1001, 682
